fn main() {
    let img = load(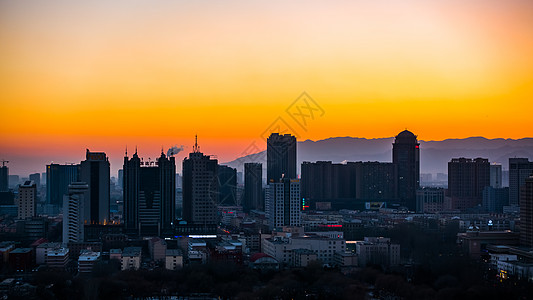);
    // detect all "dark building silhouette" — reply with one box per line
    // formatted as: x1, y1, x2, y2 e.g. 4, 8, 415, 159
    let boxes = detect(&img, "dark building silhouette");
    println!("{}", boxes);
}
29, 173, 40, 188
300, 161, 355, 203
80, 149, 110, 225
482, 186, 509, 213
520, 176, 533, 247
182, 138, 218, 226
218, 165, 237, 206
244, 163, 263, 212
392, 130, 419, 210
0, 165, 8, 192
448, 158, 490, 210
509, 158, 533, 206
123, 150, 175, 236
300, 161, 396, 210
267, 133, 296, 183
355, 162, 398, 202
46, 163, 79, 207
